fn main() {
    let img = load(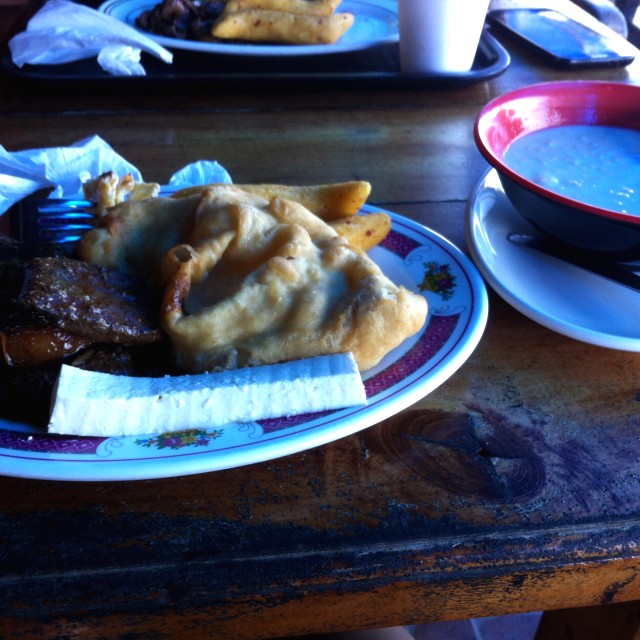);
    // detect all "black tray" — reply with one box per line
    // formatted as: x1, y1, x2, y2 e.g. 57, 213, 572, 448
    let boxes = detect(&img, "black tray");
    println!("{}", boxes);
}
1, 3, 510, 90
